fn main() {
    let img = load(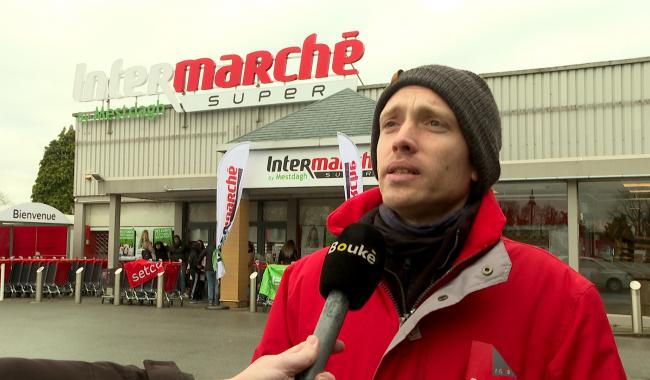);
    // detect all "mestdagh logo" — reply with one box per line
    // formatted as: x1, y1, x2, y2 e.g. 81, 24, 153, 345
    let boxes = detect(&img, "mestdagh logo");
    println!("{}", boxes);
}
76, 100, 164, 123
328, 241, 377, 265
